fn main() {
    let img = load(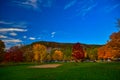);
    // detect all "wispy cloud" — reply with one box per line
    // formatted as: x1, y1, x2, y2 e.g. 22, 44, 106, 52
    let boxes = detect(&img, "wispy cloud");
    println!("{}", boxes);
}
0, 35, 8, 38
14, 0, 39, 10
13, 0, 55, 11
12, 23, 27, 28
9, 32, 17, 36
64, 0, 77, 10
0, 21, 13, 25
3, 39, 22, 43
76, 3, 97, 17
0, 20, 27, 28
0, 20, 28, 48
0, 28, 27, 32
0, 21, 27, 33
51, 32, 56, 38
64, 0, 97, 18
29, 37, 36, 40
105, 4, 120, 13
